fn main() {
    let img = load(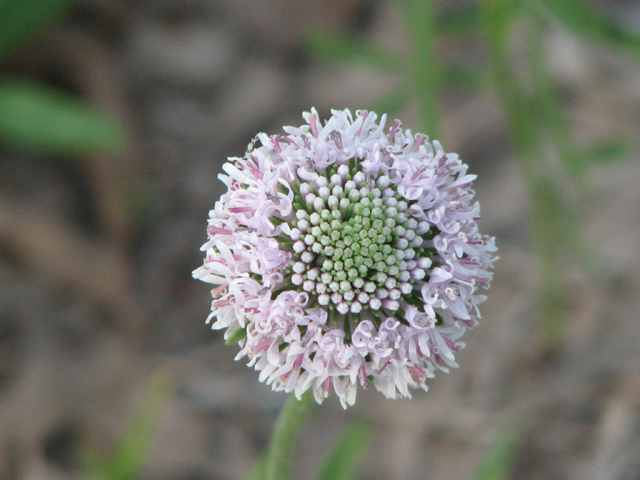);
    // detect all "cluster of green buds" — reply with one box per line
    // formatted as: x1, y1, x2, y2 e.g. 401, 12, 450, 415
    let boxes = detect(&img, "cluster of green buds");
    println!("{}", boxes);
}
285, 163, 435, 315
